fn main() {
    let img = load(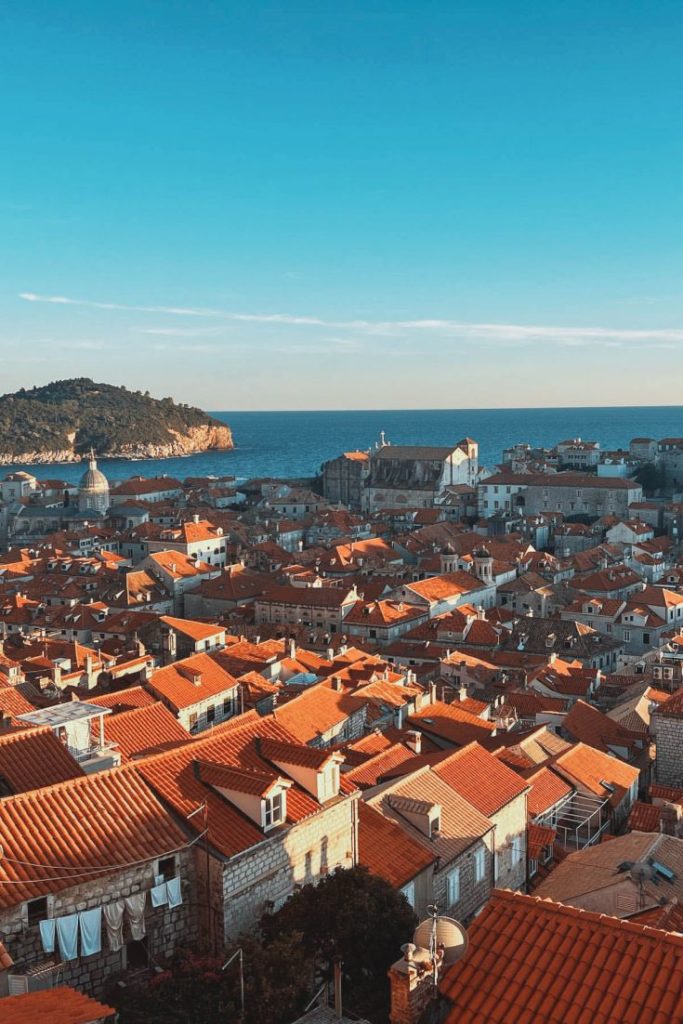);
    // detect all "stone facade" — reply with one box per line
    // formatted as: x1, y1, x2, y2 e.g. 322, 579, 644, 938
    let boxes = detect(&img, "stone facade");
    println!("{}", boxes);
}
0, 849, 197, 998
654, 711, 683, 787
489, 792, 528, 892
205, 794, 360, 945
434, 834, 494, 923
